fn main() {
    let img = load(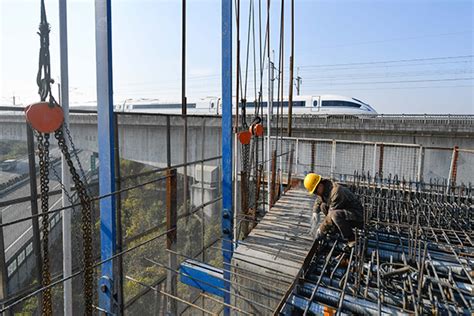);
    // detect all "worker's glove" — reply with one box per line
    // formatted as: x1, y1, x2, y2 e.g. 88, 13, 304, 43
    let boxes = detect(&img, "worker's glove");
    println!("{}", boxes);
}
312, 199, 322, 214
313, 198, 328, 216
319, 203, 328, 215
314, 228, 324, 242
